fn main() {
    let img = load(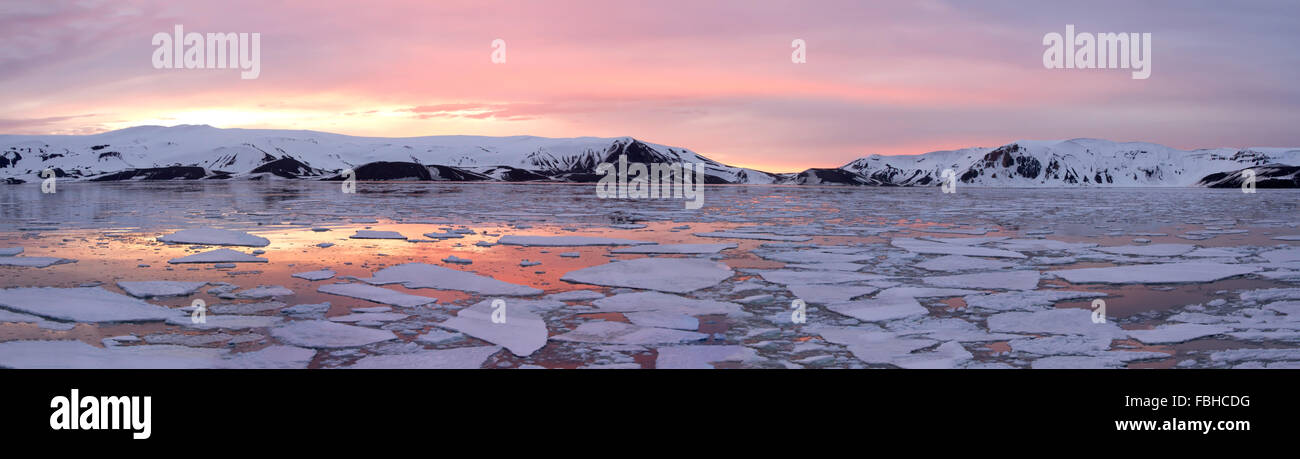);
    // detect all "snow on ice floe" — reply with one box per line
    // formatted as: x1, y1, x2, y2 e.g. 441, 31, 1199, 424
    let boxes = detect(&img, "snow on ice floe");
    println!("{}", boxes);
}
317, 283, 437, 307
913, 255, 1014, 272
827, 296, 929, 323
1050, 262, 1259, 284
962, 290, 1106, 311
655, 345, 760, 369
693, 232, 811, 242
437, 299, 547, 357
347, 346, 502, 369
891, 238, 1026, 259
0, 247, 22, 256
611, 243, 737, 254
168, 248, 267, 264
350, 230, 406, 240
1092, 244, 1197, 257
497, 235, 653, 246
561, 258, 733, 293
292, 269, 335, 281
270, 320, 397, 349
0, 256, 75, 267
592, 291, 745, 316
755, 269, 888, 285
922, 270, 1040, 291
357, 263, 541, 296
116, 281, 207, 298
1128, 323, 1233, 344
785, 284, 878, 304
157, 228, 270, 247
1271, 235, 1300, 241
0, 287, 174, 323
890, 341, 974, 369
552, 321, 707, 345
875, 286, 981, 298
